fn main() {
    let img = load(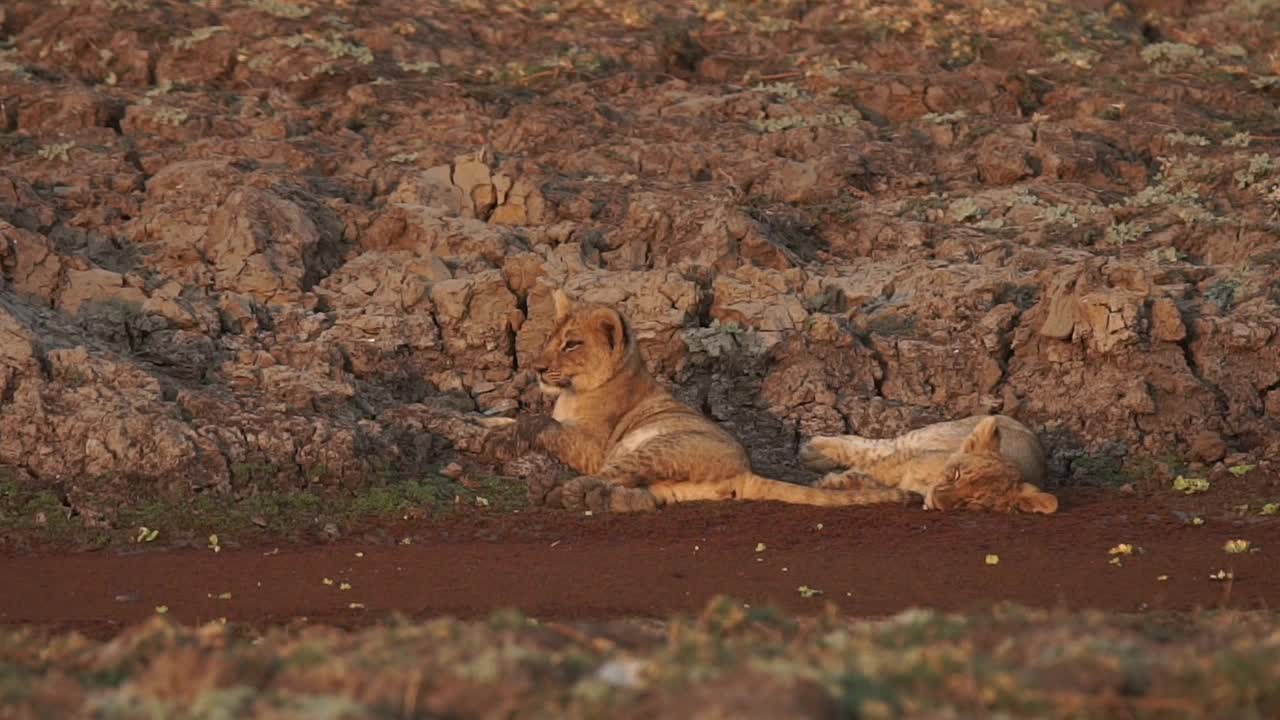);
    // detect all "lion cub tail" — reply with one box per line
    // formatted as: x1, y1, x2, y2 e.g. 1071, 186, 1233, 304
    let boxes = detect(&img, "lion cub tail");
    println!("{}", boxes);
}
730, 473, 917, 507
